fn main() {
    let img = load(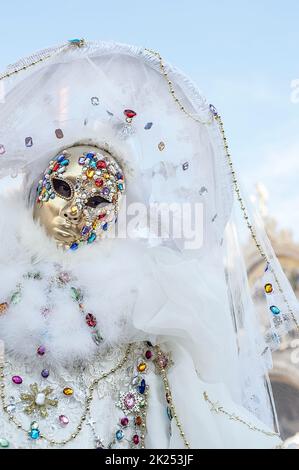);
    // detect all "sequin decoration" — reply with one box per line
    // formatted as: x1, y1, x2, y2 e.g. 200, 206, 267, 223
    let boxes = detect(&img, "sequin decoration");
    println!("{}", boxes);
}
144, 122, 153, 130
55, 128, 64, 139
158, 141, 165, 151
182, 162, 189, 171
25, 137, 33, 147
91, 96, 100, 106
